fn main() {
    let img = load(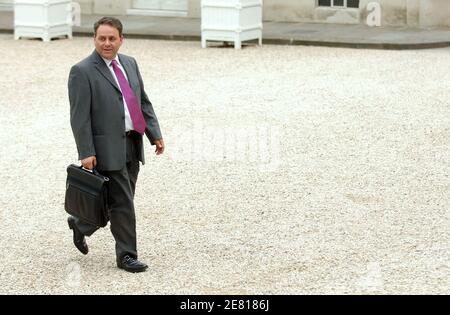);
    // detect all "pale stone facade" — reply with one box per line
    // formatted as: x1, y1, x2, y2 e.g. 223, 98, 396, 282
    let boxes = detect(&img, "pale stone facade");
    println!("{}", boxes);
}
1, 0, 449, 27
